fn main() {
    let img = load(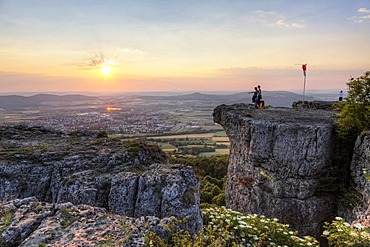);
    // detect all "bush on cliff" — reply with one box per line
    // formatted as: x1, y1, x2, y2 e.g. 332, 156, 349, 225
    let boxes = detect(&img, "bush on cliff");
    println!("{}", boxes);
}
170, 155, 228, 207
323, 217, 370, 247
145, 206, 319, 246
336, 71, 370, 136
